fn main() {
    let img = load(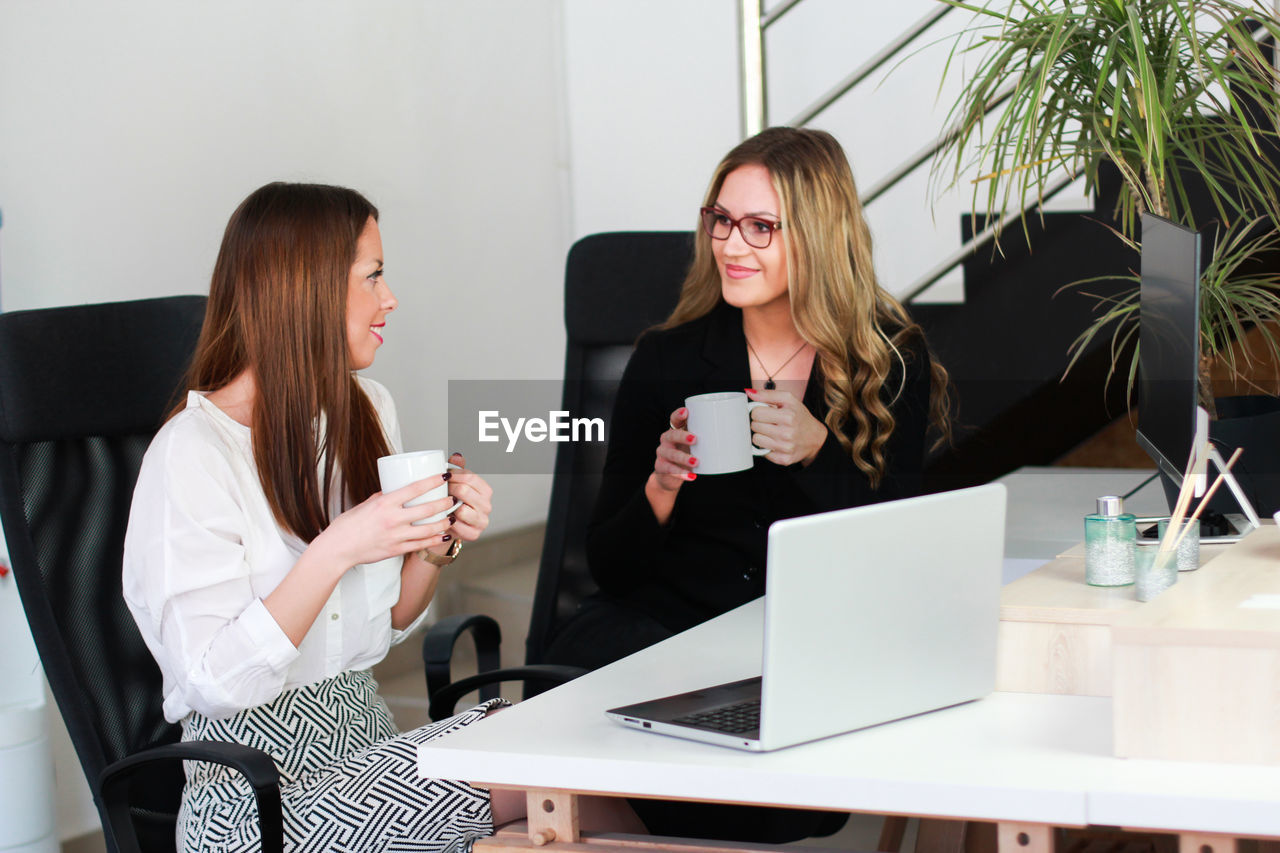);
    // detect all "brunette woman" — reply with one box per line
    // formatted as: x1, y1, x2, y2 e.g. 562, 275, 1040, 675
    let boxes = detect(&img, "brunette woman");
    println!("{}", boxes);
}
122, 183, 636, 851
